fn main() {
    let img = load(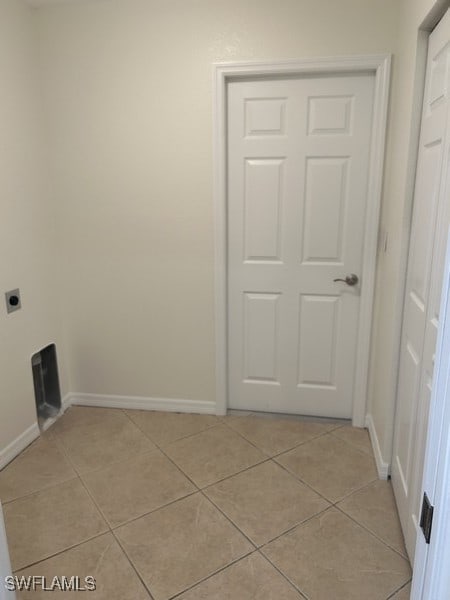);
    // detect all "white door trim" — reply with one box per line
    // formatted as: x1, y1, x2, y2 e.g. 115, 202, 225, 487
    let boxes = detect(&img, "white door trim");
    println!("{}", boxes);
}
213, 55, 391, 423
